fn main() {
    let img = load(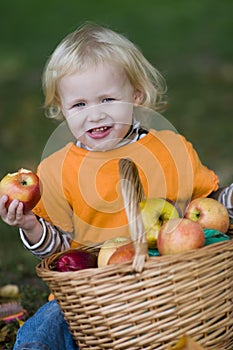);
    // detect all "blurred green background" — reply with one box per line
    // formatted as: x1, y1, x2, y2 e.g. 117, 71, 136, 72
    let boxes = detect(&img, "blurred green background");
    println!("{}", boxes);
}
0, 0, 232, 284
